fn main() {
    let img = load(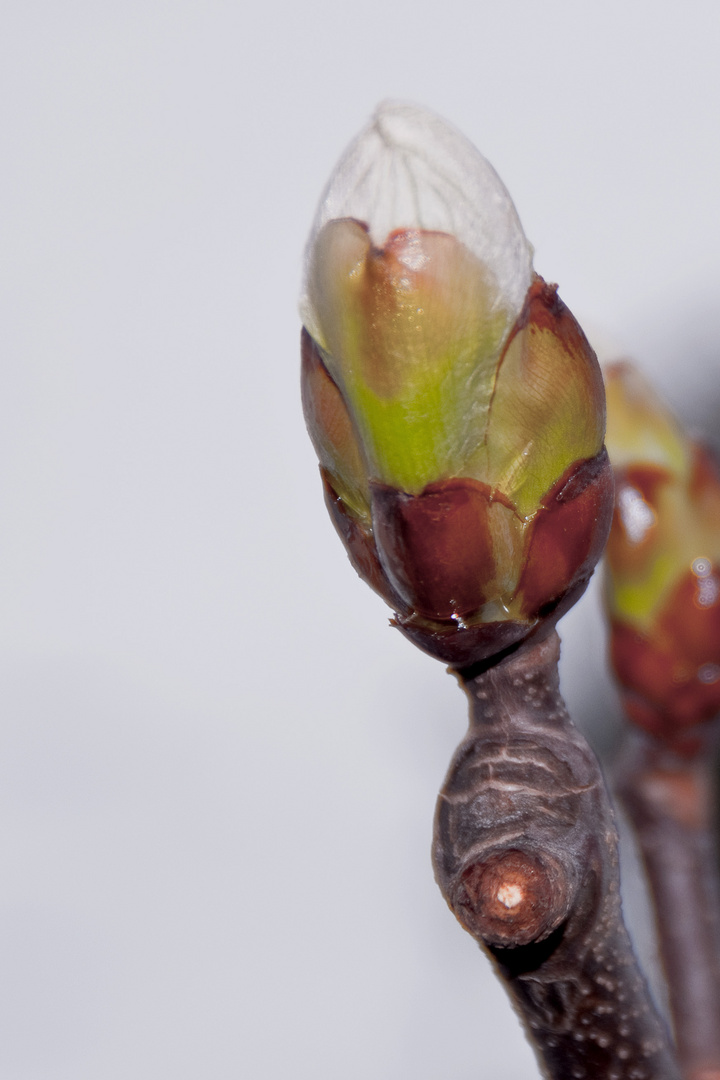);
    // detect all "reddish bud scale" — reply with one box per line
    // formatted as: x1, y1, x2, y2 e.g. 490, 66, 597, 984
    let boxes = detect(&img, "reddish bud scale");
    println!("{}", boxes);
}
320, 449, 613, 667
610, 569, 720, 749
517, 450, 614, 617
320, 469, 405, 611
369, 477, 500, 621
301, 329, 369, 520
